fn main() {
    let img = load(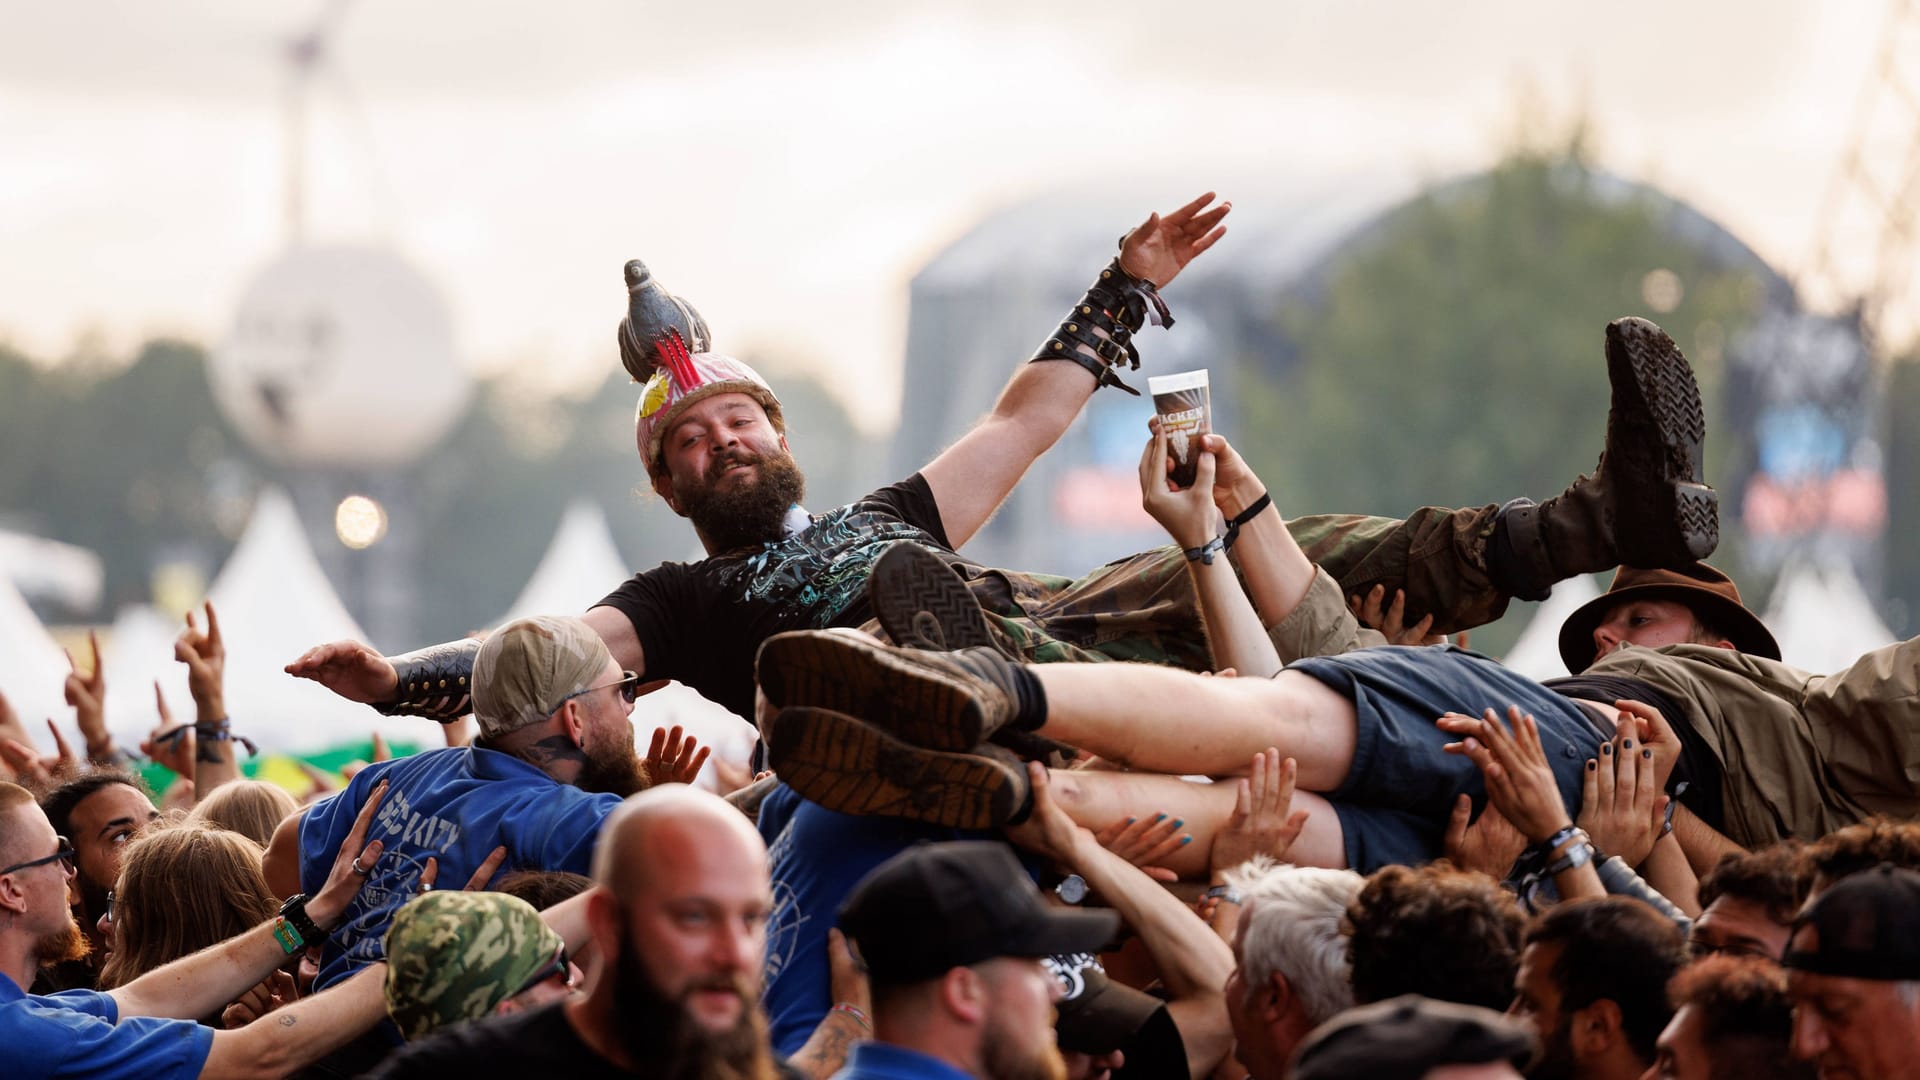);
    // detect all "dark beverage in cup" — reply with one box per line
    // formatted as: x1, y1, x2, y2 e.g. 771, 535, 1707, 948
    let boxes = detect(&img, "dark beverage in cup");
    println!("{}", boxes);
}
1148, 370, 1211, 490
